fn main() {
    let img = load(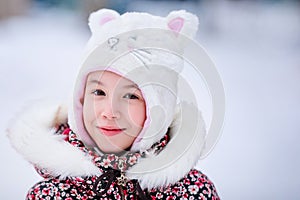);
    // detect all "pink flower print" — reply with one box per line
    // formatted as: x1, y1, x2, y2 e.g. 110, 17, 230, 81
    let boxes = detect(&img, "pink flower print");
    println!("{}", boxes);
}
204, 183, 212, 195
172, 186, 181, 196
106, 186, 113, 195
70, 188, 78, 196
55, 192, 61, 197
166, 195, 175, 200
42, 187, 52, 196
27, 194, 35, 200
198, 176, 207, 183
128, 155, 137, 165
182, 193, 189, 199
82, 195, 88, 200
108, 154, 116, 161
102, 158, 111, 168
200, 193, 207, 200
195, 180, 204, 188
190, 169, 199, 176
183, 178, 190, 185
156, 193, 163, 199
75, 177, 85, 183
52, 179, 60, 184
58, 183, 70, 191
188, 185, 199, 195
164, 186, 172, 194
115, 193, 121, 199
33, 187, 40, 194
181, 187, 187, 194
